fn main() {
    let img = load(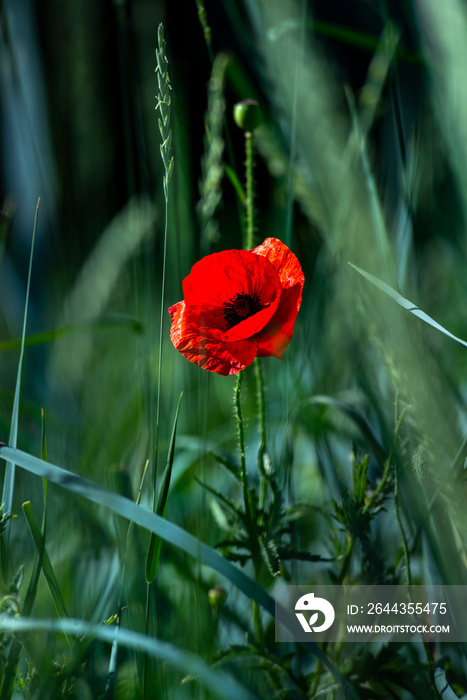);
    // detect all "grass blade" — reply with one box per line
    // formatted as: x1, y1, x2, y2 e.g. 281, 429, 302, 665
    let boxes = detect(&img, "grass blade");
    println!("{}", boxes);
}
5, 499, 62, 699
40, 408, 48, 520
0, 615, 258, 700
146, 391, 183, 583
350, 262, 467, 349
1, 198, 40, 552
0, 443, 357, 698
21, 501, 69, 619
22, 502, 46, 618
105, 459, 149, 699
